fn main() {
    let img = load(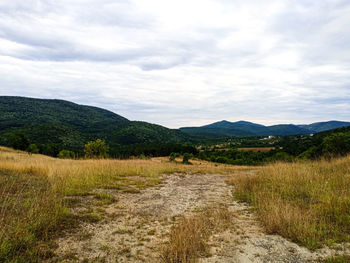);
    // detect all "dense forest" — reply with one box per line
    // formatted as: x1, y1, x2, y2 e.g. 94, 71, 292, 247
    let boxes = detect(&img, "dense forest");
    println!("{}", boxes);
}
0, 97, 191, 157
180, 120, 350, 138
